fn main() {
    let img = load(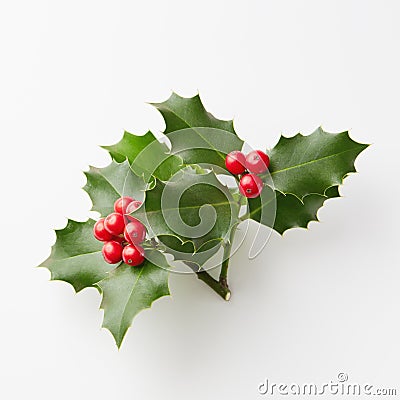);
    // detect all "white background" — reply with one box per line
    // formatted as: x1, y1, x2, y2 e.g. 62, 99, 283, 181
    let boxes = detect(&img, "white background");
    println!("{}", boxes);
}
0, 1, 399, 399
